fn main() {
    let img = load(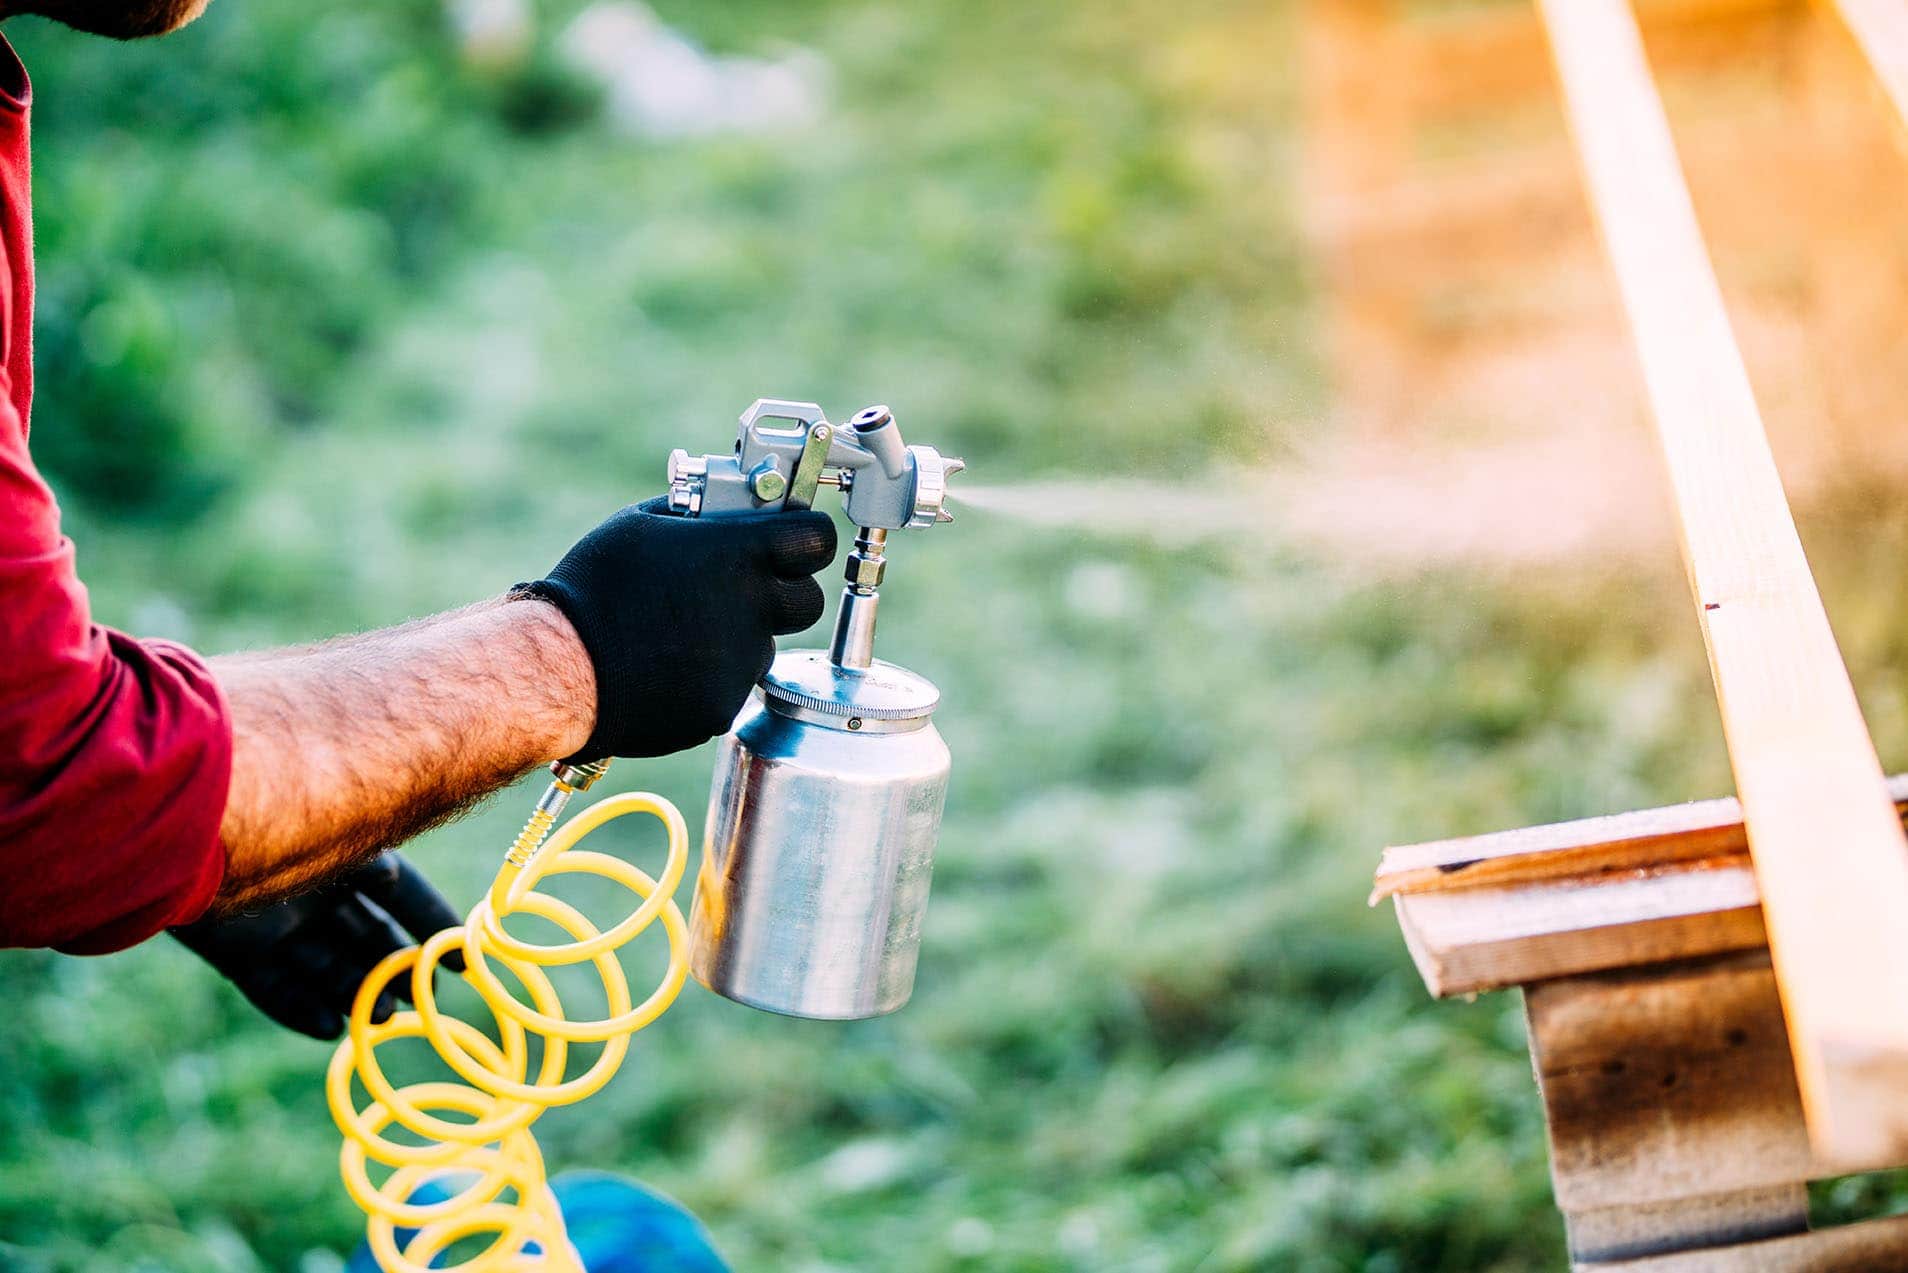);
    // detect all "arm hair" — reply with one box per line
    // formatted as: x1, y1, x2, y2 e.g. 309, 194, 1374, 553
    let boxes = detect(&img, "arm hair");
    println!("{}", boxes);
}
207, 596, 595, 911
